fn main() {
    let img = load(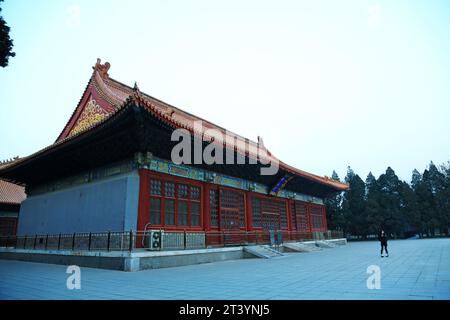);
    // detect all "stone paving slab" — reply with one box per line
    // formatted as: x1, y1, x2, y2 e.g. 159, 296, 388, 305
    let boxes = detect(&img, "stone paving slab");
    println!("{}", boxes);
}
0, 238, 449, 300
